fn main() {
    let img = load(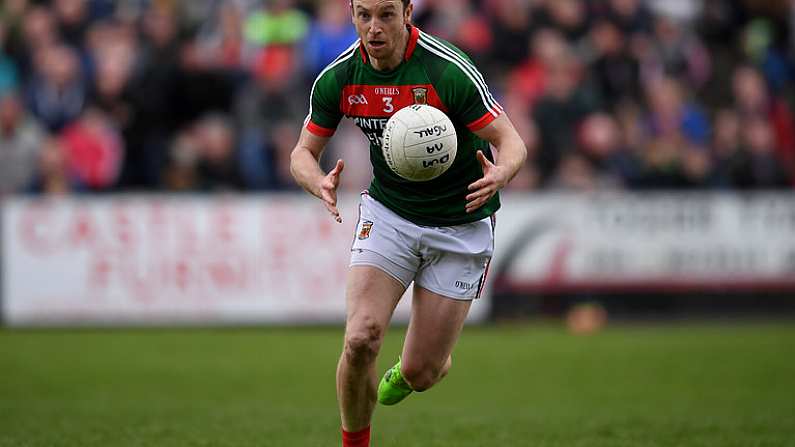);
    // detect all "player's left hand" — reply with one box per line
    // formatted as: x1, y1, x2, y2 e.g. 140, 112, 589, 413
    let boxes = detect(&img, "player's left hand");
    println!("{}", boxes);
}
465, 150, 508, 213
